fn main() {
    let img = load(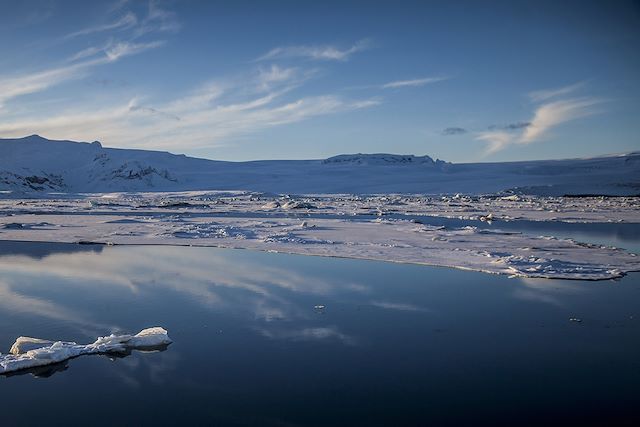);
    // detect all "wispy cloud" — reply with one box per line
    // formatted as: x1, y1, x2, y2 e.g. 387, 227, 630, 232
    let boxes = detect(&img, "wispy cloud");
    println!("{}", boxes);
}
68, 39, 164, 63
0, 68, 380, 151
0, 40, 164, 107
528, 81, 586, 102
257, 39, 371, 62
104, 40, 165, 61
63, 11, 138, 39
0, 63, 88, 107
1, 7, 381, 153
381, 76, 447, 89
345, 75, 448, 92
66, 0, 180, 40
133, 0, 181, 37
254, 65, 313, 93
68, 45, 107, 62
476, 82, 603, 154
520, 97, 602, 144
108, 0, 131, 13
258, 65, 298, 85
0, 0, 174, 109
476, 130, 514, 154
